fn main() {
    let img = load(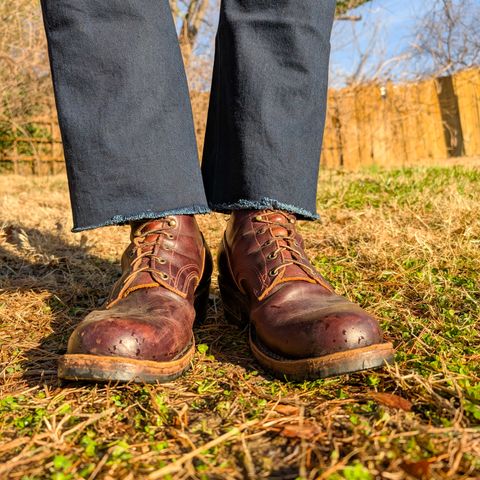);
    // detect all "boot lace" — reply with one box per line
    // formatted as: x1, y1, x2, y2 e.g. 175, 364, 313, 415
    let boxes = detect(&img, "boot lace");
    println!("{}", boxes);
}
254, 212, 333, 291
122, 216, 177, 287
